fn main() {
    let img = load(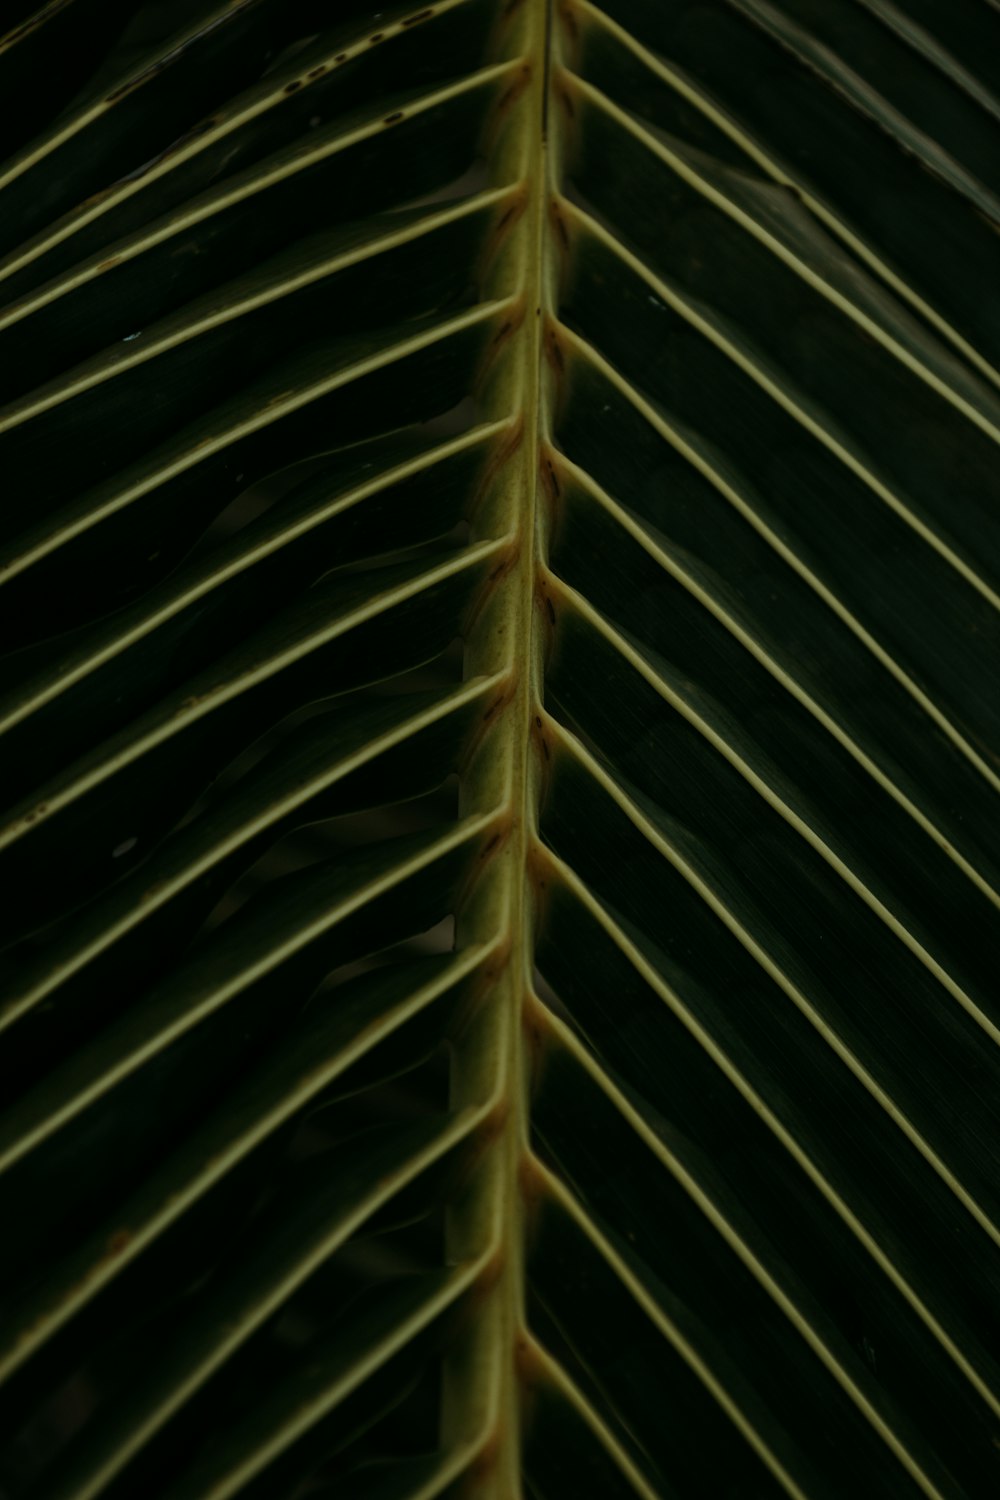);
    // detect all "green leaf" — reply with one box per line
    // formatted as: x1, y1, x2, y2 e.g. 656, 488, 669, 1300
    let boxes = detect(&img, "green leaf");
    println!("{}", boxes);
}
2, 1, 1000, 1496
